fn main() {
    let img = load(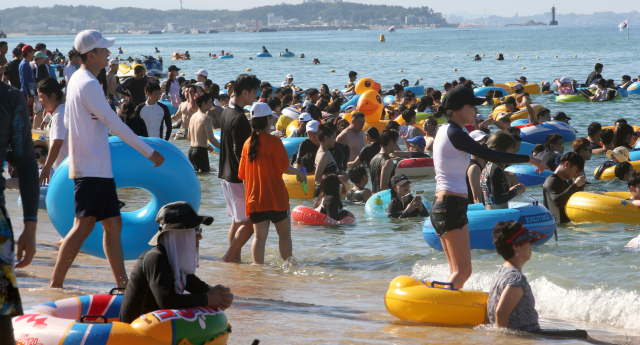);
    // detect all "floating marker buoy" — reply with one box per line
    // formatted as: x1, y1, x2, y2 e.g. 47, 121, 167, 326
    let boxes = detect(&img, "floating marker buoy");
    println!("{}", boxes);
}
435, 55, 438, 57
555, 55, 558, 57
381, 53, 384, 55
399, 69, 403, 72
369, 52, 372, 54
481, 52, 484, 54
380, 34, 386, 42
536, 56, 539, 58
420, 55, 423, 57
451, 55, 454, 57
482, 54, 485, 57
597, 58, 600, 60
574, 55, 577, 57
516, 56, 520, 58
330, 69, 335, 73
453, 69, 458, 72
406, 54, 408, 56
181, 73, 185, 76
466, 54, 469, 56
393, 53, 396, 56
521, 67, 526, 69
246, 68, 251, 71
